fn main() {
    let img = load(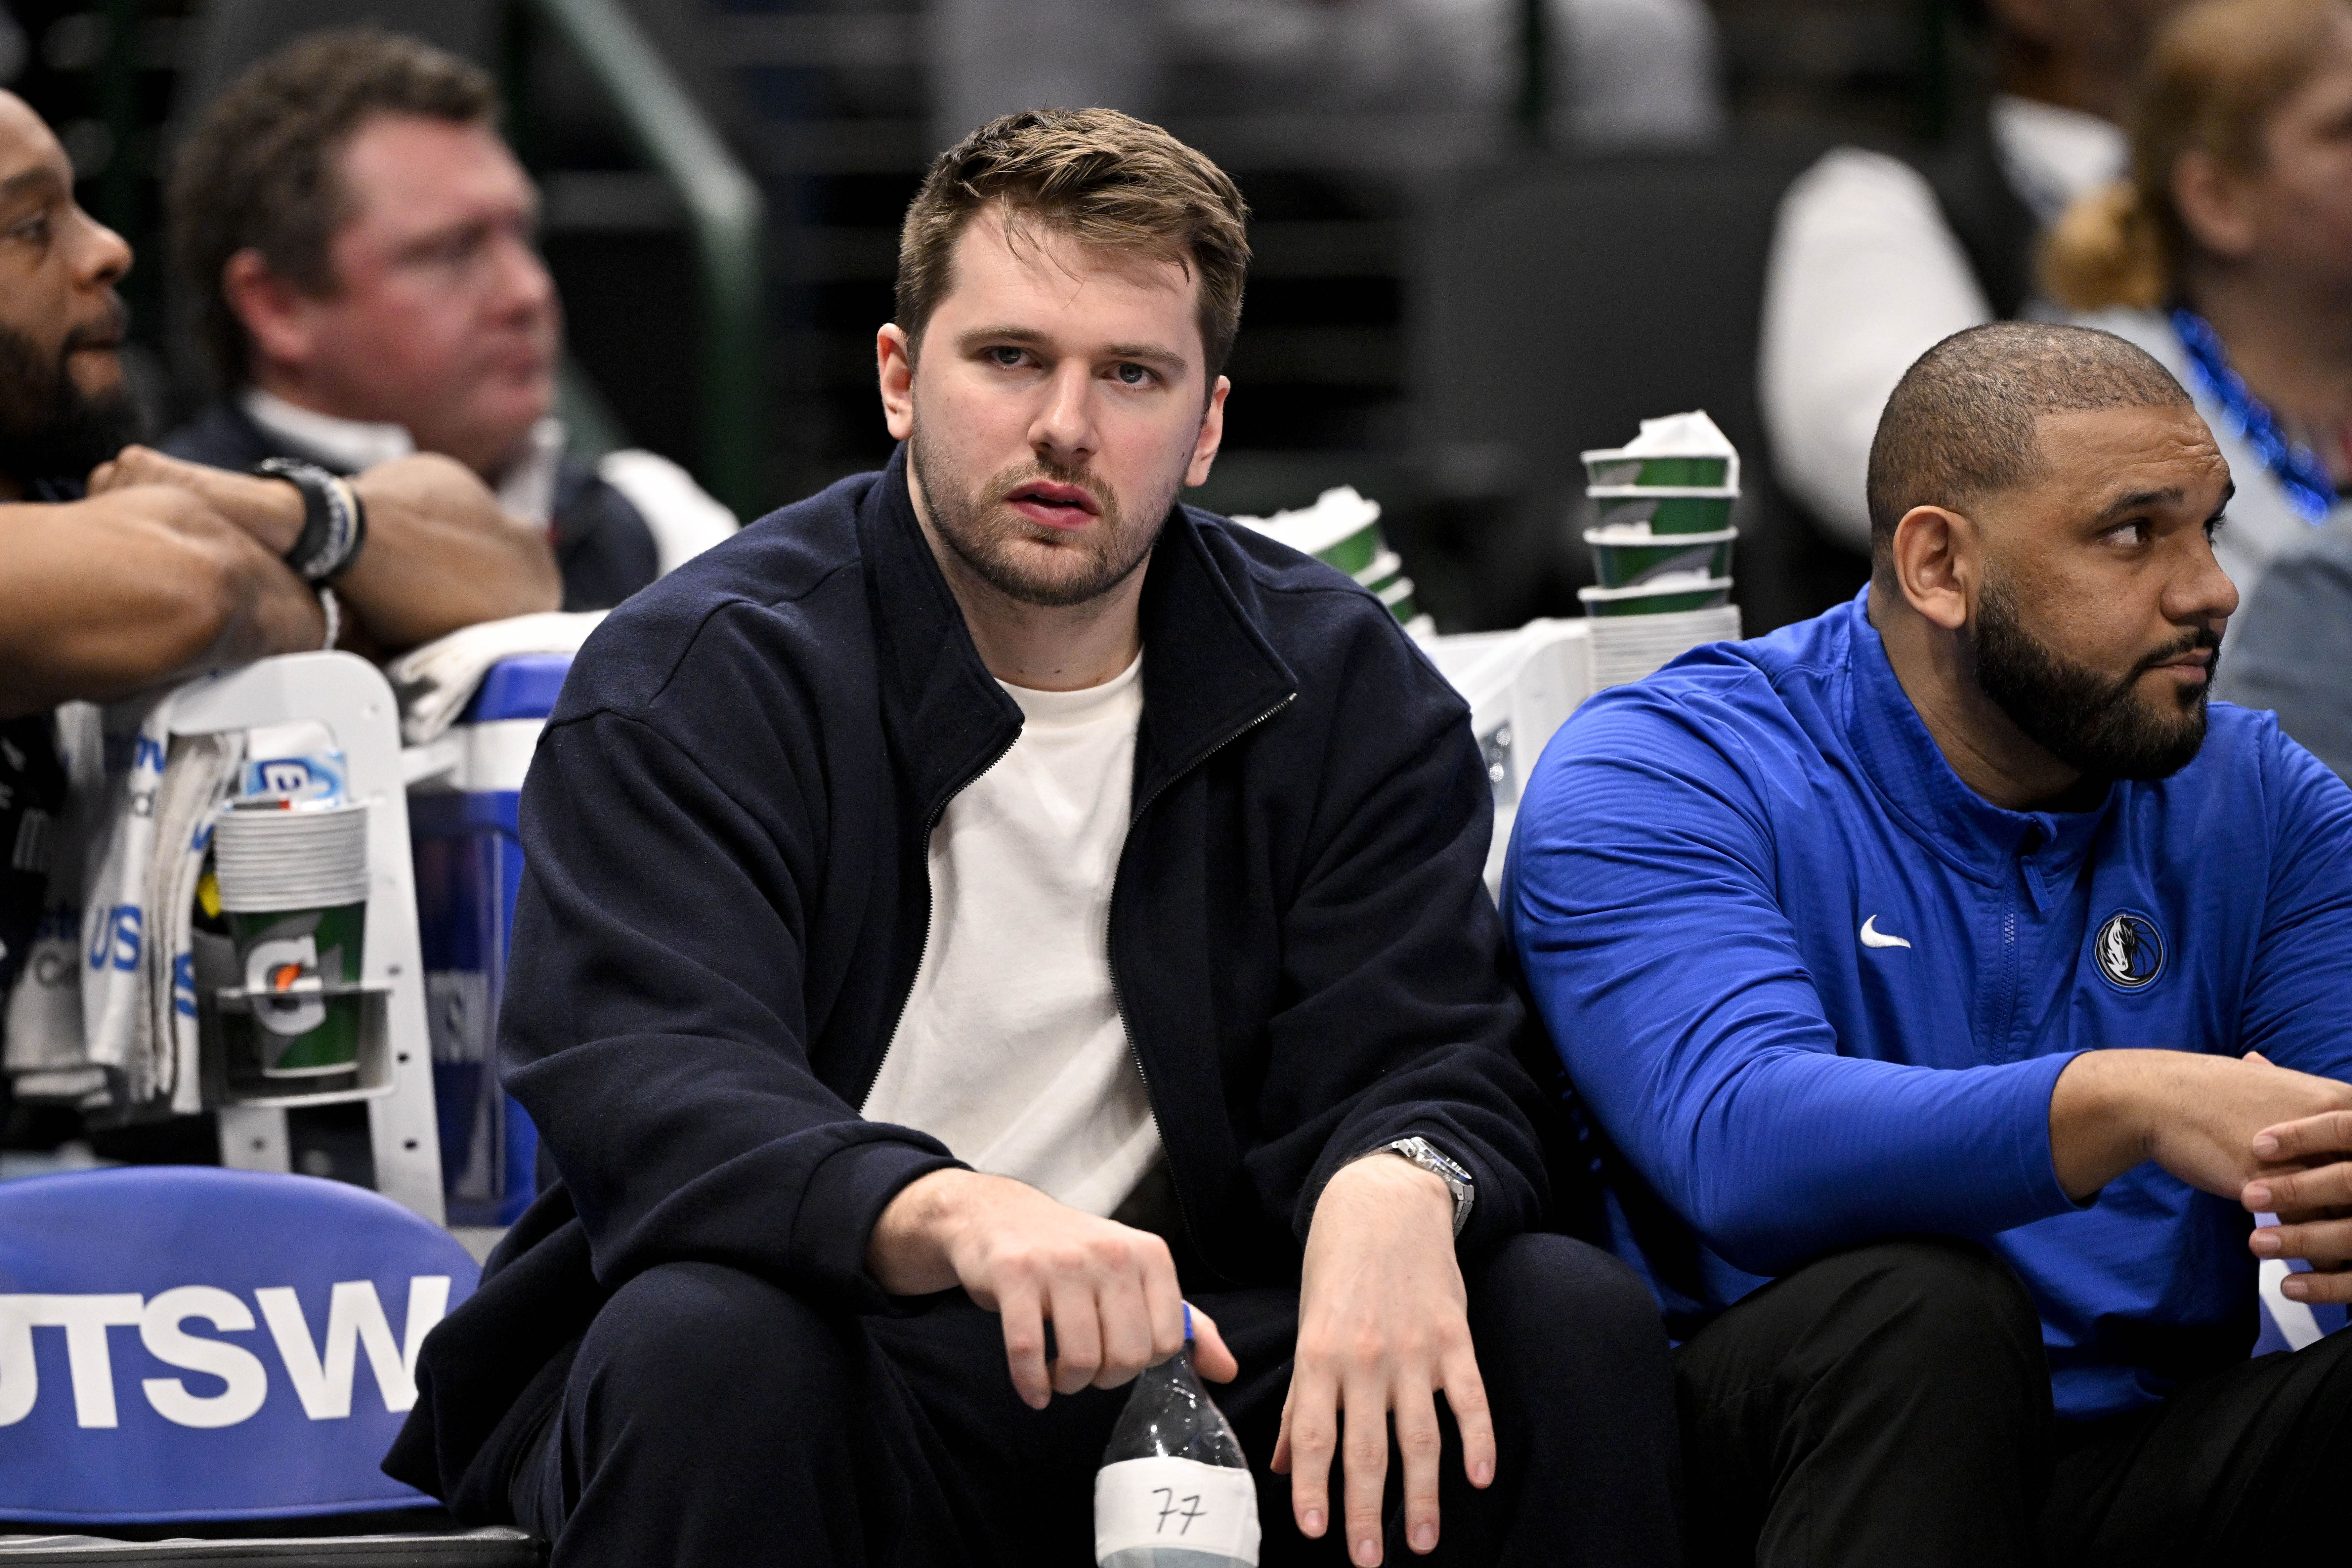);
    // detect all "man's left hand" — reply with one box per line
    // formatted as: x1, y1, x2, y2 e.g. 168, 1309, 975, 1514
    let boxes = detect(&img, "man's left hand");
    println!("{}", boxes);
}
1274, 1151, 1489, 1565
89, 446, 304, 554
2243, 1107, 2352, 1302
